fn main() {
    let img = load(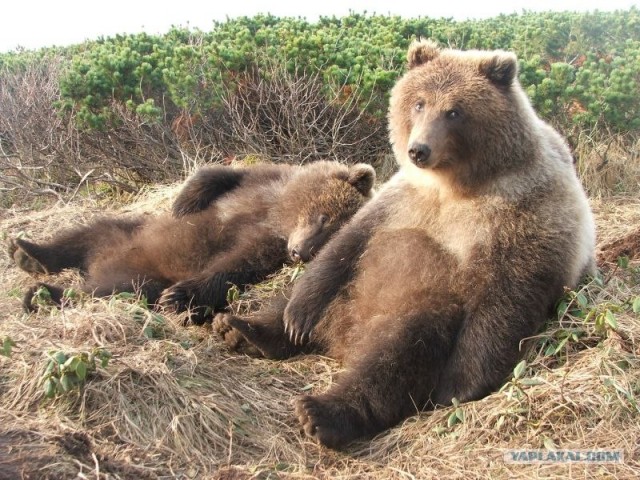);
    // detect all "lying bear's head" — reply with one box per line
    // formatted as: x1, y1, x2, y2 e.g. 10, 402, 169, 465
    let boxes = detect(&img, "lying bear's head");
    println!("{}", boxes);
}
281, 162, 375, 262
